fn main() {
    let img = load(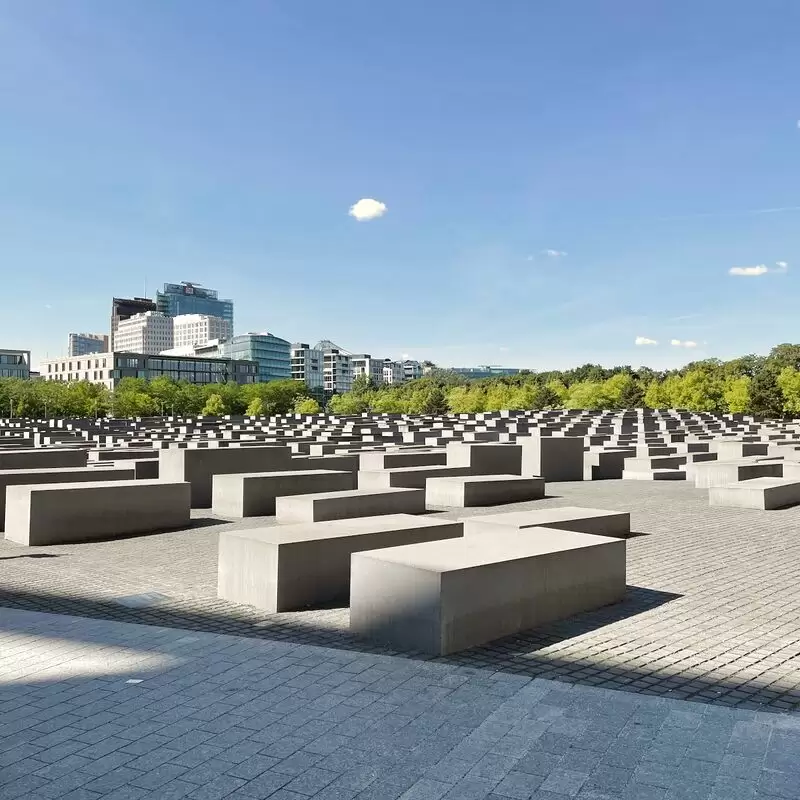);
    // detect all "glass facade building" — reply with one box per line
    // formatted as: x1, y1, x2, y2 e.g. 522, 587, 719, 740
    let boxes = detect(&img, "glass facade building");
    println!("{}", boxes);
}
156, 282, 234, 329
221, 334, 291, 383
0, 350, 30, 379
68, 333, 109, 357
